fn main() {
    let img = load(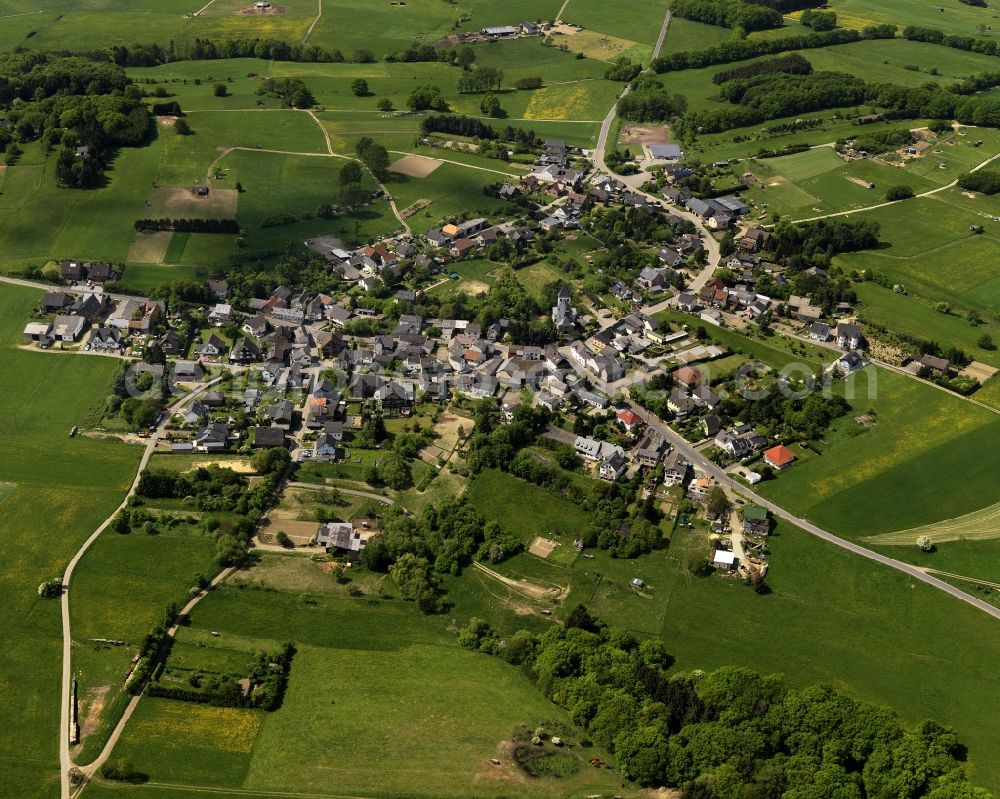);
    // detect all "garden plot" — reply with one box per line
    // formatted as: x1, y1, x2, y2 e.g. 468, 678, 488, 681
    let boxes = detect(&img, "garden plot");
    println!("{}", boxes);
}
390, 154, 442, 178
